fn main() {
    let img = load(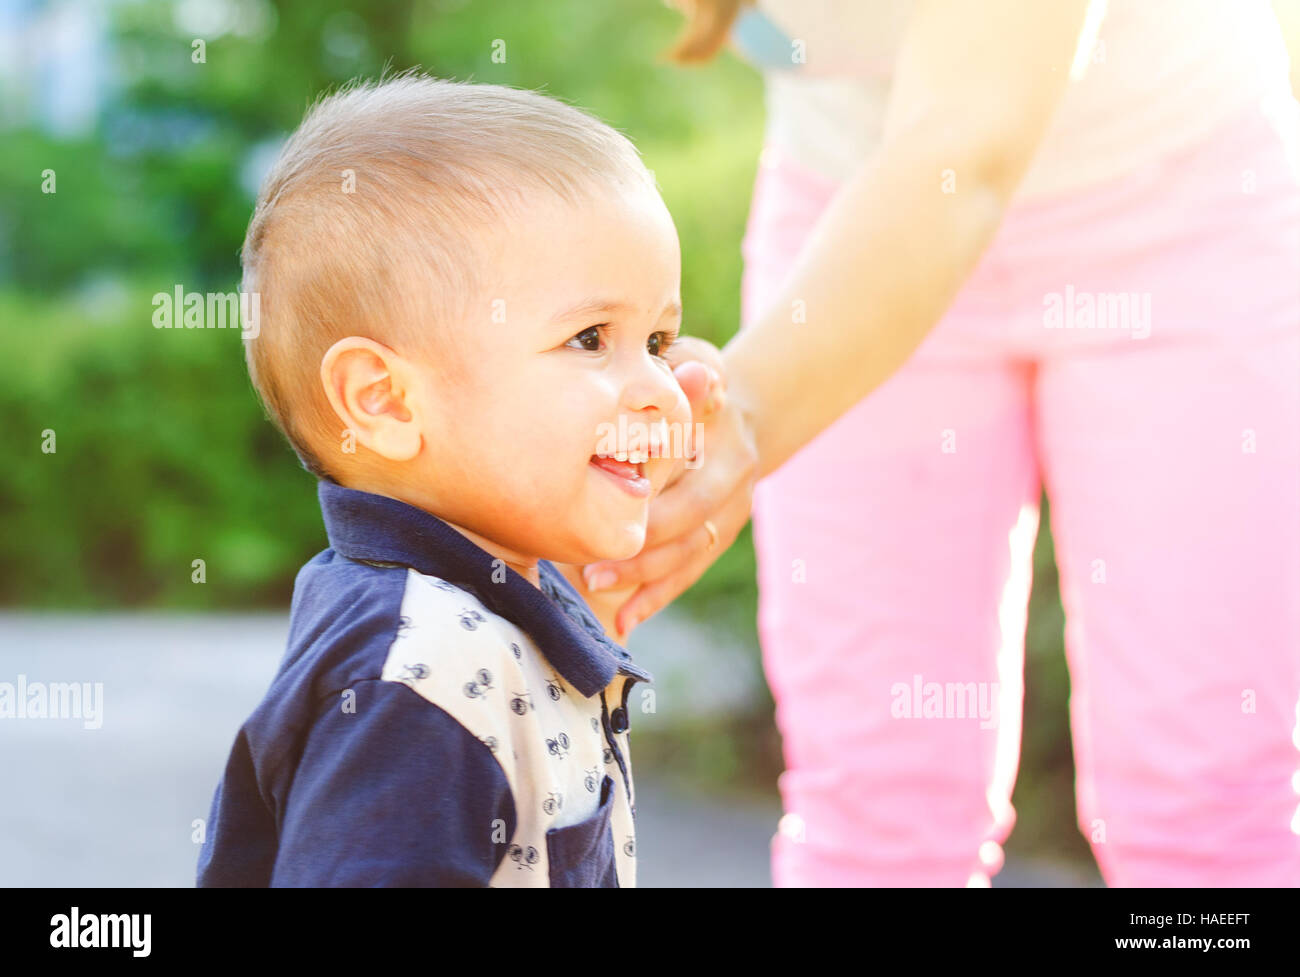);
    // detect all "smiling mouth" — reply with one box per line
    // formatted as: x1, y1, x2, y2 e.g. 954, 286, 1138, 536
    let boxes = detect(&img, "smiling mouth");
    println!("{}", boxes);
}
589, 452, 651, 497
